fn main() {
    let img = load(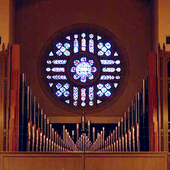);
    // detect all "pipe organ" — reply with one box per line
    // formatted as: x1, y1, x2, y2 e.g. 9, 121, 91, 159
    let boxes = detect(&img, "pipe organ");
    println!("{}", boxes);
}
0, 43, 170, 153
18, 72, 149, 152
